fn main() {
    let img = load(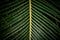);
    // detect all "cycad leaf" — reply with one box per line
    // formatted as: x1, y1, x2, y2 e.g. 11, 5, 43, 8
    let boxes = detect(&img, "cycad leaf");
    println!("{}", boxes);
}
0, 0, 29, 40
31, 0, 60, 40
0, 0, 60, 40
